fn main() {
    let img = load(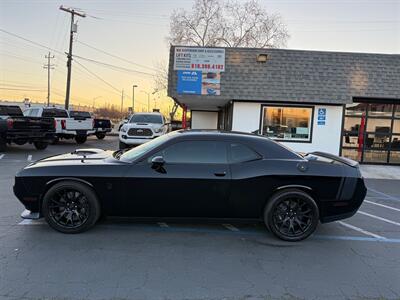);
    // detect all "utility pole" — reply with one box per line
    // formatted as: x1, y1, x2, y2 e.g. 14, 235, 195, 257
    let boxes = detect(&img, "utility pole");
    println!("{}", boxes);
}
43, 52, 55, 106
59, 6, 86, 110
132, 84, 138, 113
121, 89, 124, 113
